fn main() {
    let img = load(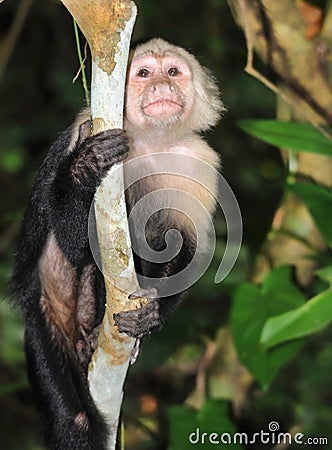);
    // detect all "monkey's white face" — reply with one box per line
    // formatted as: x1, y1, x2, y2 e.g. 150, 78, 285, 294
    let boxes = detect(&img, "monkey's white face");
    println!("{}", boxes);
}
125, 54, 194, 129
